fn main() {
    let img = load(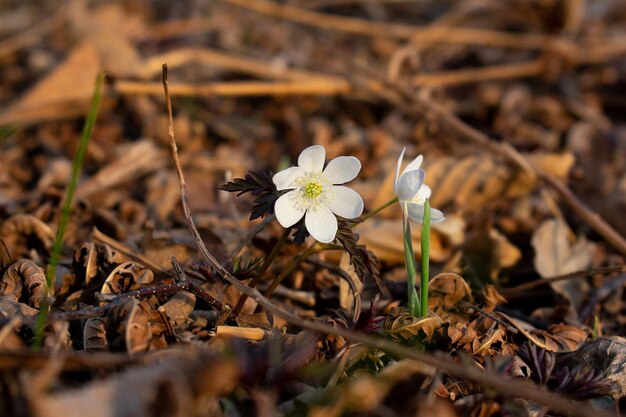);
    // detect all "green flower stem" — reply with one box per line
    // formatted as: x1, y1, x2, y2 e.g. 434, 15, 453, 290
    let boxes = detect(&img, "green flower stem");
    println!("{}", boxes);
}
34, 71, 104, 349
402, 214, 420, 316
232, 226, 291, 316
420, 200, 431, 318
356, 197, 399, 225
